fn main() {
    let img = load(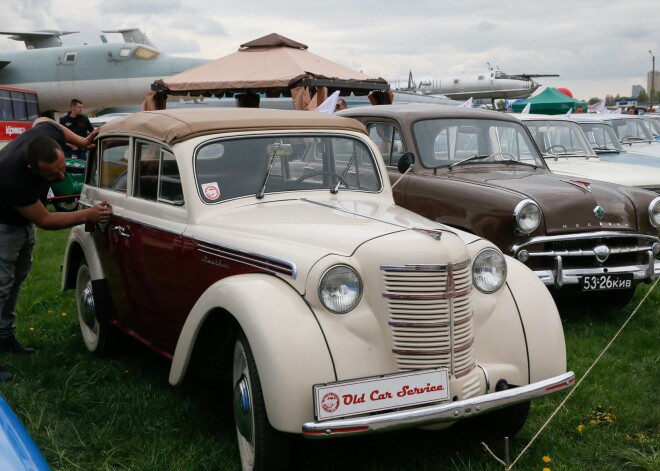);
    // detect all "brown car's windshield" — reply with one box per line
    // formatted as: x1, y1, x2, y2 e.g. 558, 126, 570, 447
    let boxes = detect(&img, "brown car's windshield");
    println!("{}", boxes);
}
194, 134, 382, 203
412, 118, 544, 169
